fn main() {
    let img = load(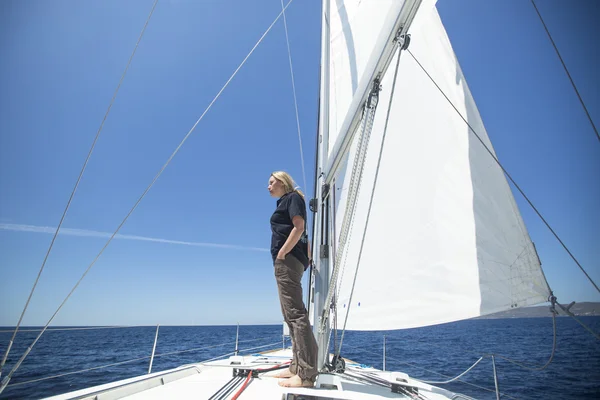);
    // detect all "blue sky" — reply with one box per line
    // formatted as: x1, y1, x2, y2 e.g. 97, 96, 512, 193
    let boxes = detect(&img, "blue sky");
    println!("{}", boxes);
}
0, 0, 598, 327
